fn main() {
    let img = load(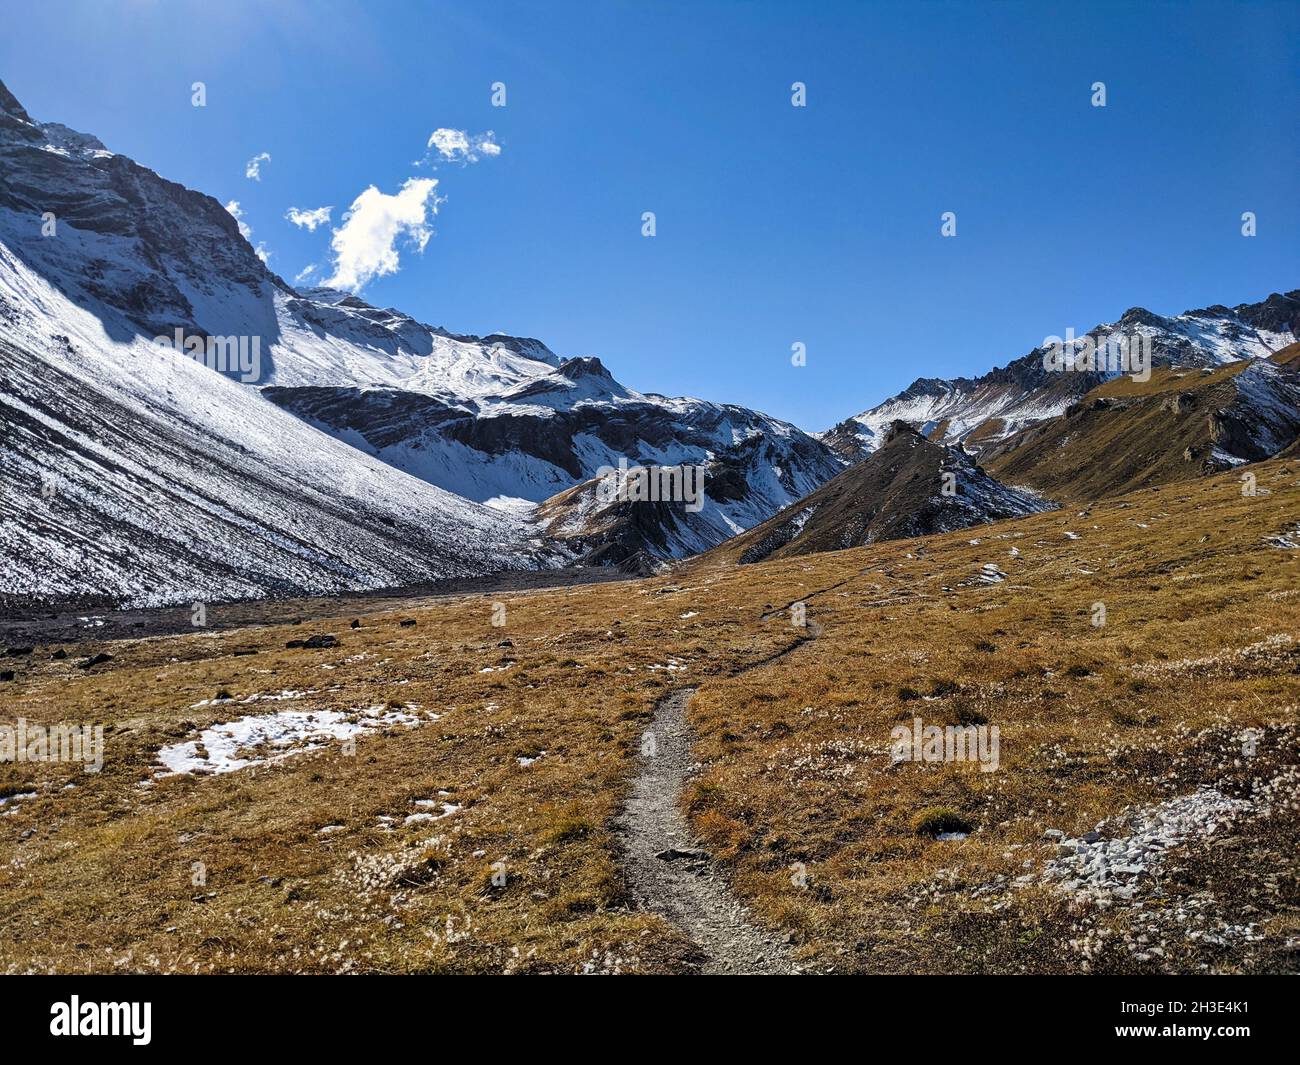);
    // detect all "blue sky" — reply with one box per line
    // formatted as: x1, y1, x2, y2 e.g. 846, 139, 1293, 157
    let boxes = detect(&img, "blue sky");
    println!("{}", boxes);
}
2, 0, 1296, 430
